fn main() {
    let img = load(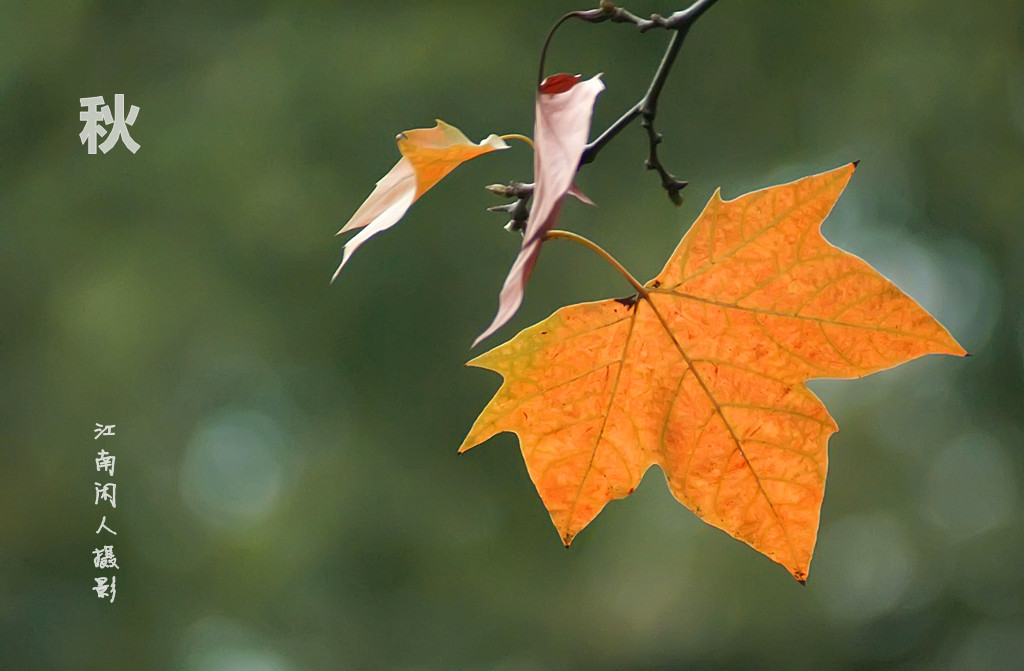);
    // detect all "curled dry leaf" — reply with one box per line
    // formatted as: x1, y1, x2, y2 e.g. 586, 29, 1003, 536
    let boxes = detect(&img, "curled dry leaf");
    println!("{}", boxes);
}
474, 74, 605, 346
333, 120, 507, 280
460, 164, 966, 581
